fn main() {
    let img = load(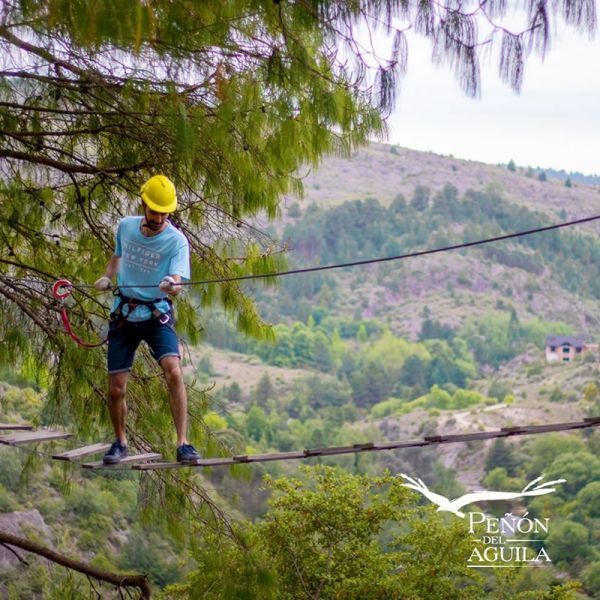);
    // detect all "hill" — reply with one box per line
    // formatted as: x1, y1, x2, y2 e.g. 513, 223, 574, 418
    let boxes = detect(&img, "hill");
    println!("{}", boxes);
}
292, 142, 600, 222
